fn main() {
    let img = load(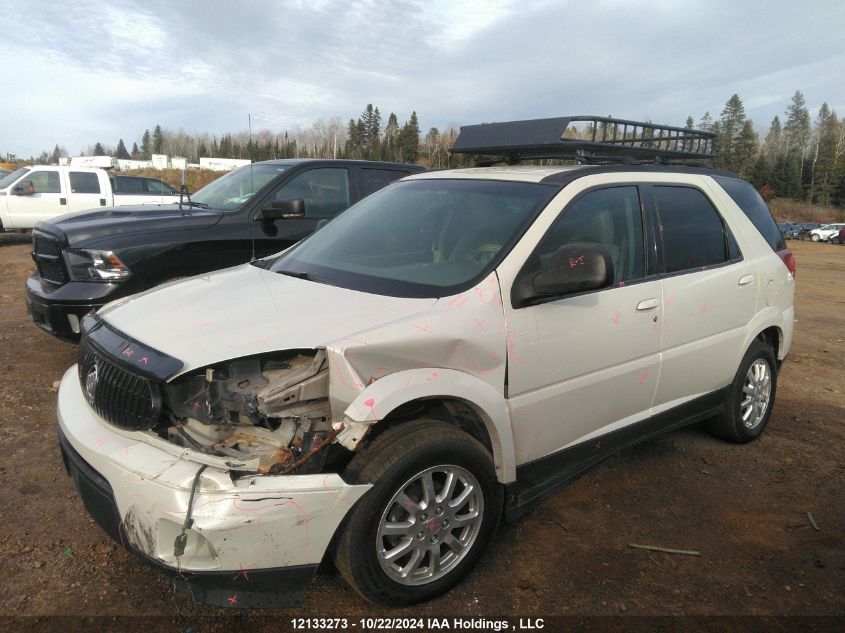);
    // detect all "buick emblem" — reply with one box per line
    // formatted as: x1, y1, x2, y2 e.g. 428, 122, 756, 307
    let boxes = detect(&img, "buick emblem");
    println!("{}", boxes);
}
84, 363, 99, 404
